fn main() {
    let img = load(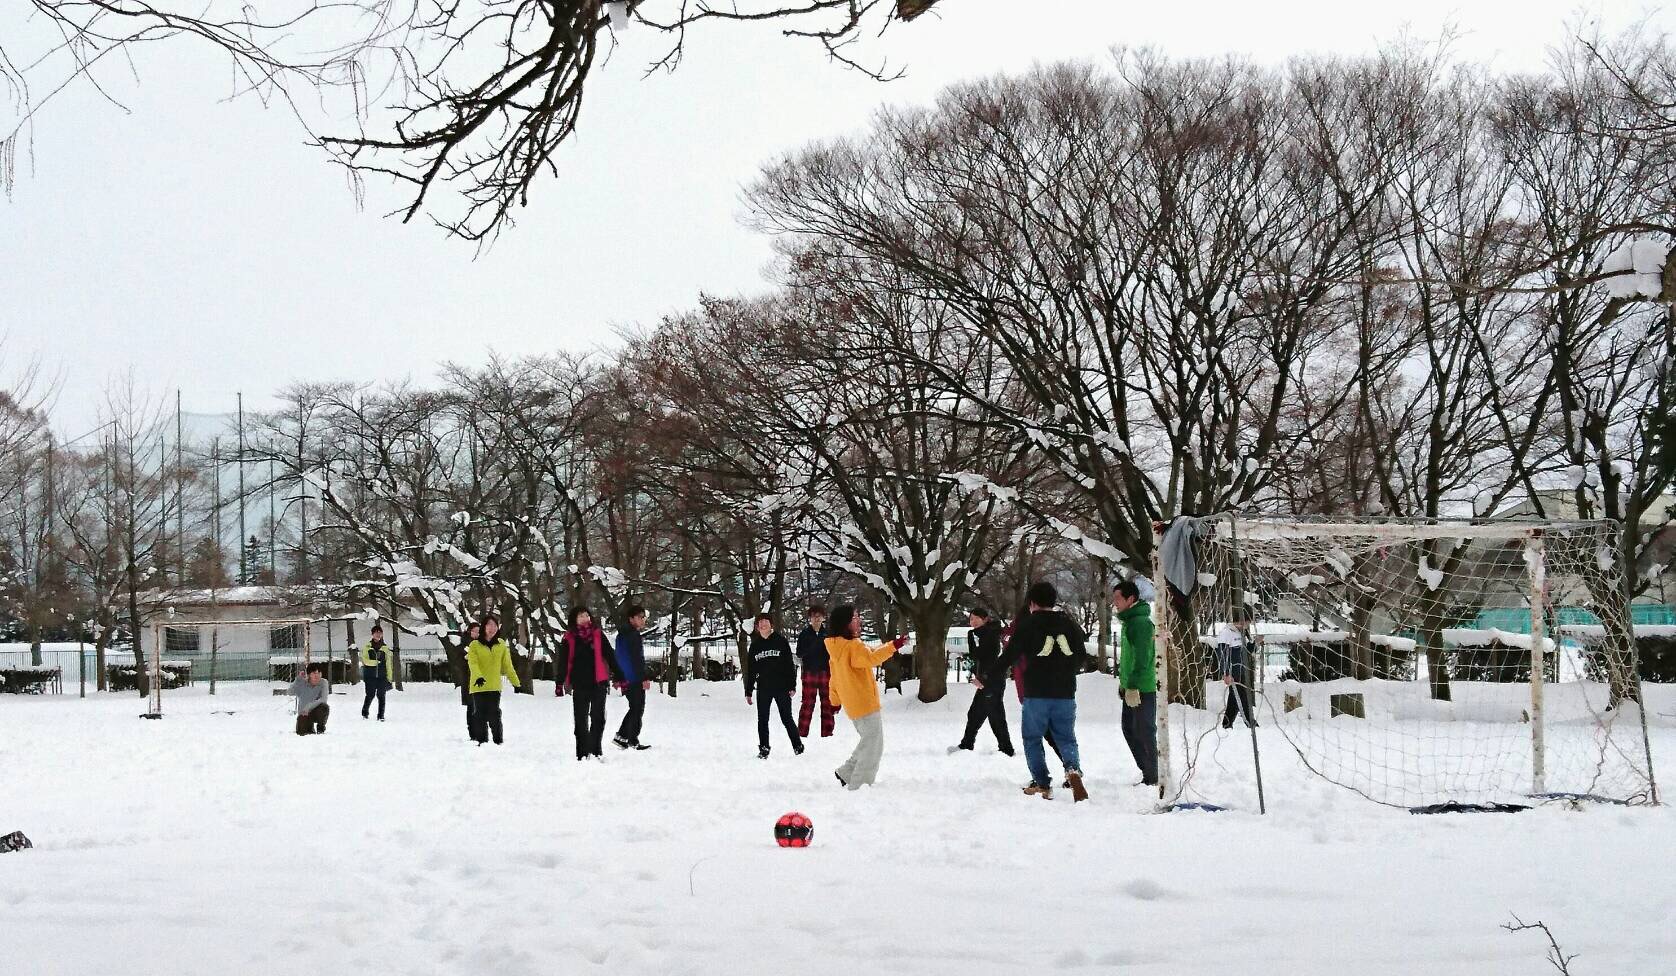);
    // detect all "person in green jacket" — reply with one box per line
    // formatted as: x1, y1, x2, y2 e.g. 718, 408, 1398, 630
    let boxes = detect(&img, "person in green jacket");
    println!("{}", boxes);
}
466, 614, 520, 745
1114, 580, 1158, 786
360, 623, 395, 721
